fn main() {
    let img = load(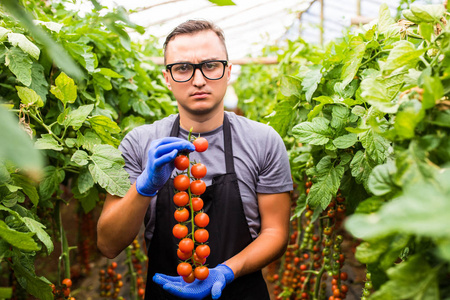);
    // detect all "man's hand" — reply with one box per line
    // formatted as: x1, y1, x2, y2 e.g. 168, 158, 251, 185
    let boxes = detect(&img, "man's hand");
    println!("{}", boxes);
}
136, 137, 195, 197
153, 264, 234, 300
